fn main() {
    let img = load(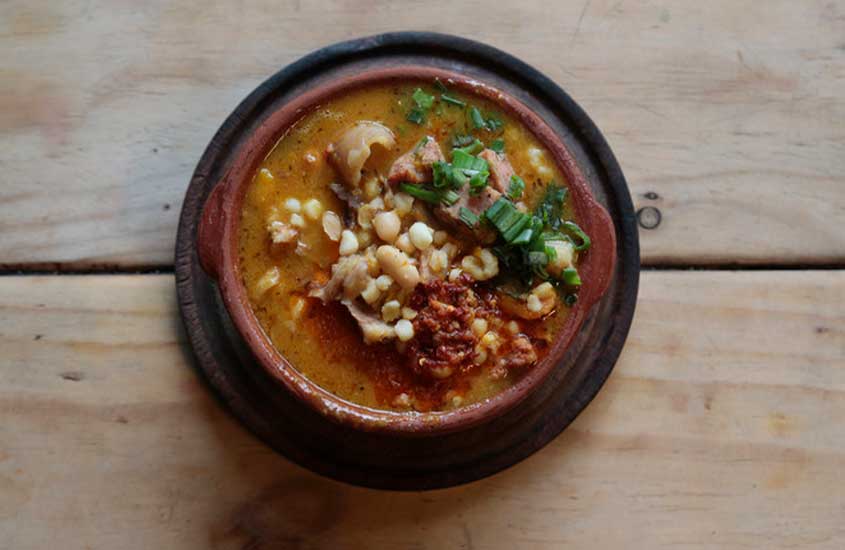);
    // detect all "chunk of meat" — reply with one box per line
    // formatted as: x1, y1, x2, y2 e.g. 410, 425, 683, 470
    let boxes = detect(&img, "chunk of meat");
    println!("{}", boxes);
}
491, 334, 538, 379
327, 122, 396, 188
308, 255, 369, 302
386, 137, 445, 185
505, 334, 537, 367
342, 299, 396, 343
478, 149, 515, 193
434, 186, 500, 244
